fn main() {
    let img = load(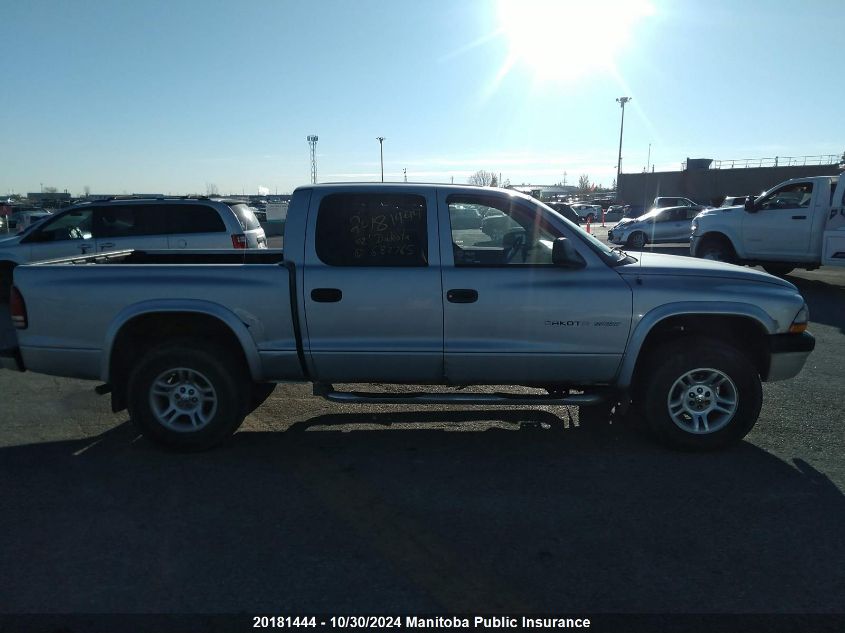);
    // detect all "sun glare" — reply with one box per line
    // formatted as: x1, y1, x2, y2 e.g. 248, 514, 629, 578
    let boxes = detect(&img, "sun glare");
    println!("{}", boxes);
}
497, 0, 654, 82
